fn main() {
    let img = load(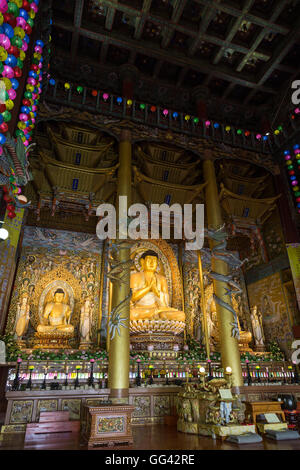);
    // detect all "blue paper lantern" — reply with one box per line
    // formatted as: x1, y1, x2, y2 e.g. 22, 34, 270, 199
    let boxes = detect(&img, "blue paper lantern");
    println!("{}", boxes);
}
19, 9, 29, 20
2, 23, 14, 39
5, 55, 17, 67
10, 78, 19, 90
